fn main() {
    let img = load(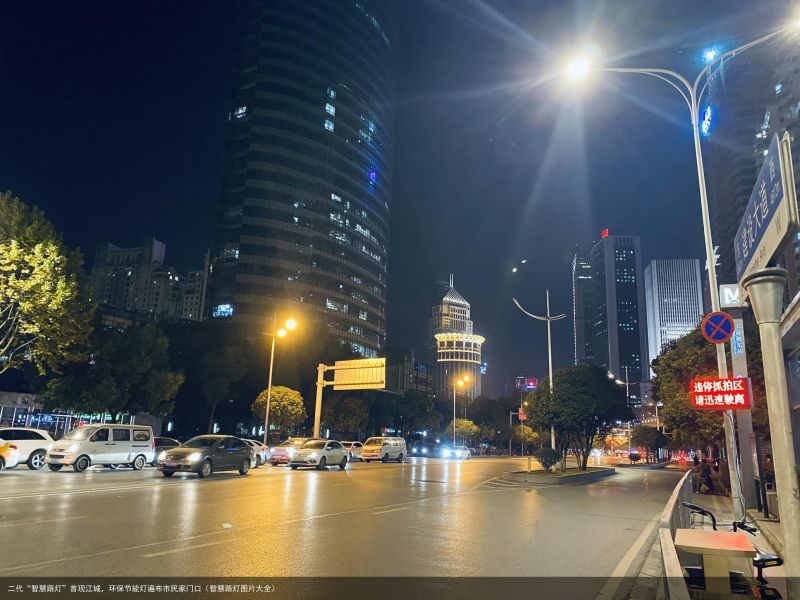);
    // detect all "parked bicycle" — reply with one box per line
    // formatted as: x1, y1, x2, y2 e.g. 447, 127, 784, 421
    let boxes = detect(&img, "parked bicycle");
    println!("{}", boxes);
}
681, 502, 783, 598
